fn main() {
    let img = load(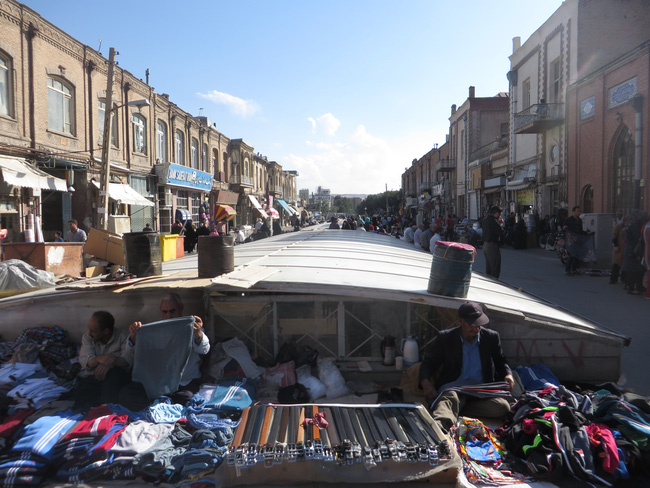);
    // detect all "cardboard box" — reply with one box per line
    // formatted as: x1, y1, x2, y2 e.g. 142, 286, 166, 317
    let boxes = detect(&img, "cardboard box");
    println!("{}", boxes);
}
84, 228, 125, 265
85, 265, 106, 278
